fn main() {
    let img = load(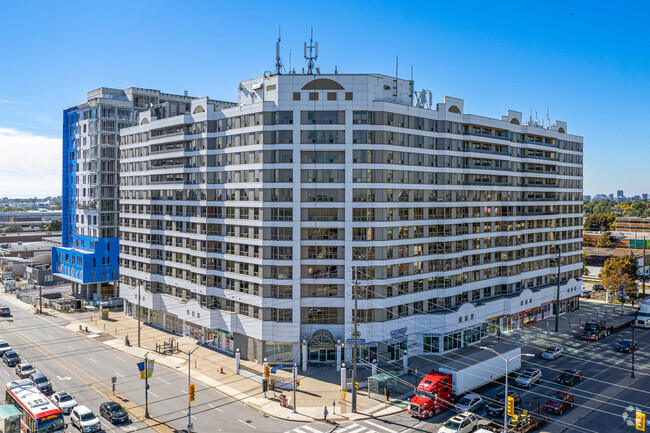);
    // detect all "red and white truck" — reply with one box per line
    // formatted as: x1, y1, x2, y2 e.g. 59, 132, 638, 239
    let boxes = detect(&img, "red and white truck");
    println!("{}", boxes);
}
408, 345, 521, 418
